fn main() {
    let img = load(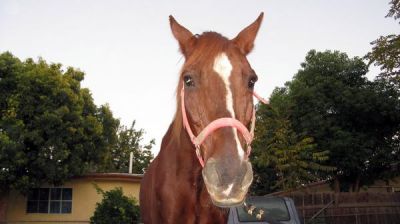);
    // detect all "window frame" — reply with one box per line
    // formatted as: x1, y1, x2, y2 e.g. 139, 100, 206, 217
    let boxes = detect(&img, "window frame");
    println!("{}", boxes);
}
26, 187, 73, 214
